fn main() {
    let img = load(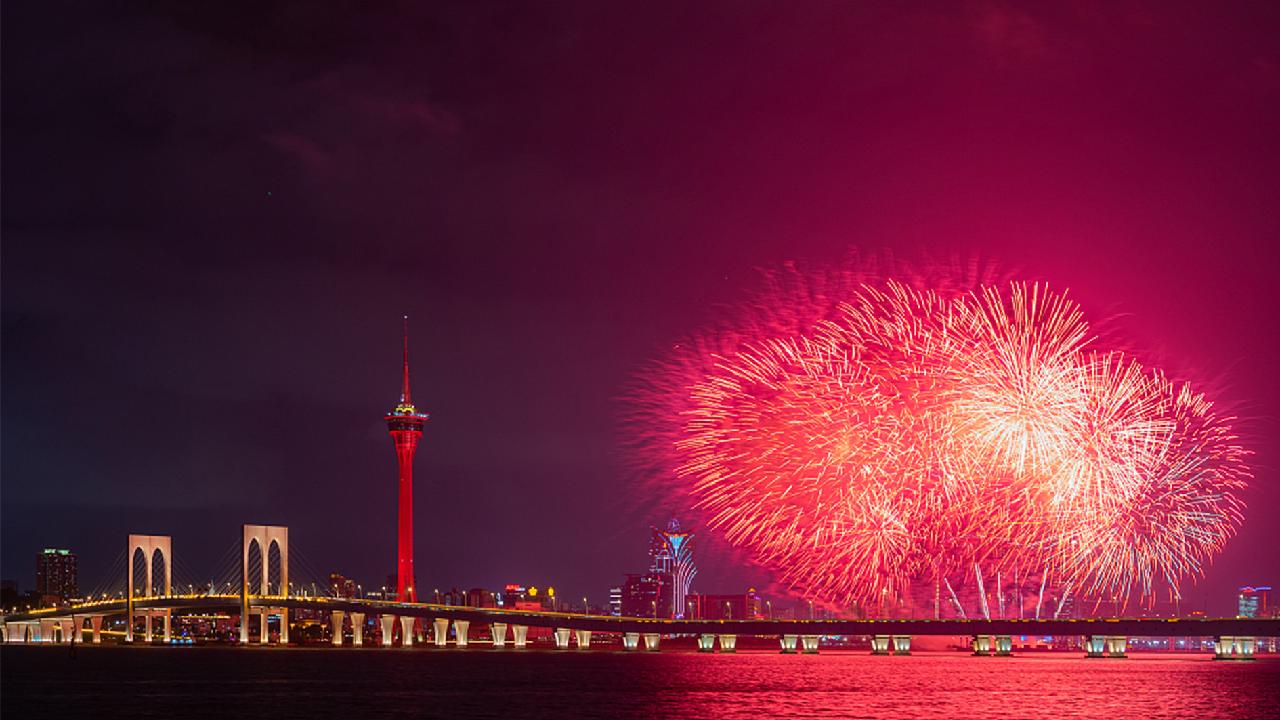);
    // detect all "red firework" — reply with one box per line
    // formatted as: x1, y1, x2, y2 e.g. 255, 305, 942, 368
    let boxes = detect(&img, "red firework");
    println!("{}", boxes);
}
625, 265, 1249, 612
